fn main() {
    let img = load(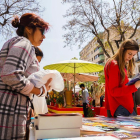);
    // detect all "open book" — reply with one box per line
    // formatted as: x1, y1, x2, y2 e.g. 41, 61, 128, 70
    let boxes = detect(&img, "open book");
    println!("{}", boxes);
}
126, 73, 140, 85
